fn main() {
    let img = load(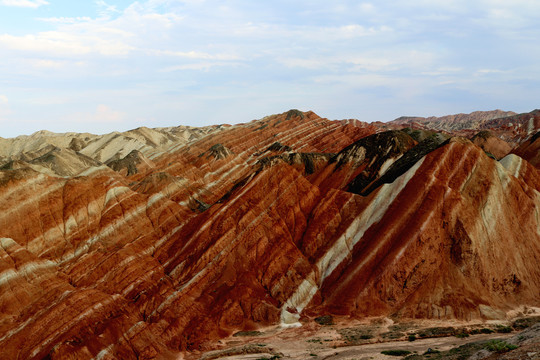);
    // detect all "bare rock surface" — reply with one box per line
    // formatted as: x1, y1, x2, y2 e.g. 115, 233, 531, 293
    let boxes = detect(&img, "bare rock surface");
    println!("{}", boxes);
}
0, 109, 539, 359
